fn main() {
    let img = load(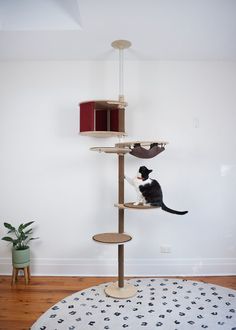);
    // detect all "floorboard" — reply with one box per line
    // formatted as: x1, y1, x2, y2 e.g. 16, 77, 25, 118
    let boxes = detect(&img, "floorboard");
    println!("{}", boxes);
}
0, 275, 235, 330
